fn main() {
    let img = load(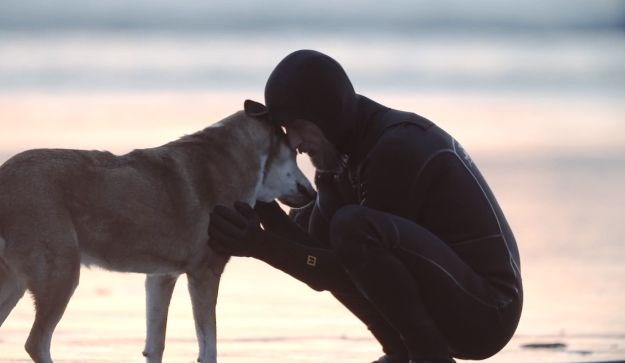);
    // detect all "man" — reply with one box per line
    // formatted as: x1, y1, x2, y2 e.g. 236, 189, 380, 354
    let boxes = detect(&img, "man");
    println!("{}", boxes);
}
208, 50, 522, 363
